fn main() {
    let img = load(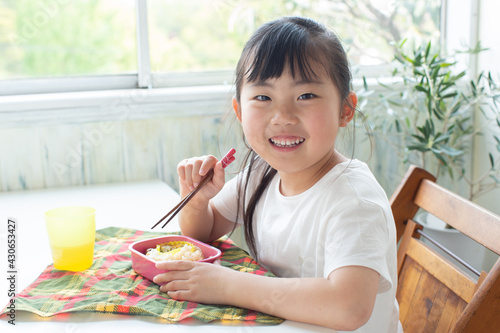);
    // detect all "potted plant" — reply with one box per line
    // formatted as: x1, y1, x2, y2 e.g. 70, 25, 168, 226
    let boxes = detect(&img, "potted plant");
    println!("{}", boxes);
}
364, 40, 500, 271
